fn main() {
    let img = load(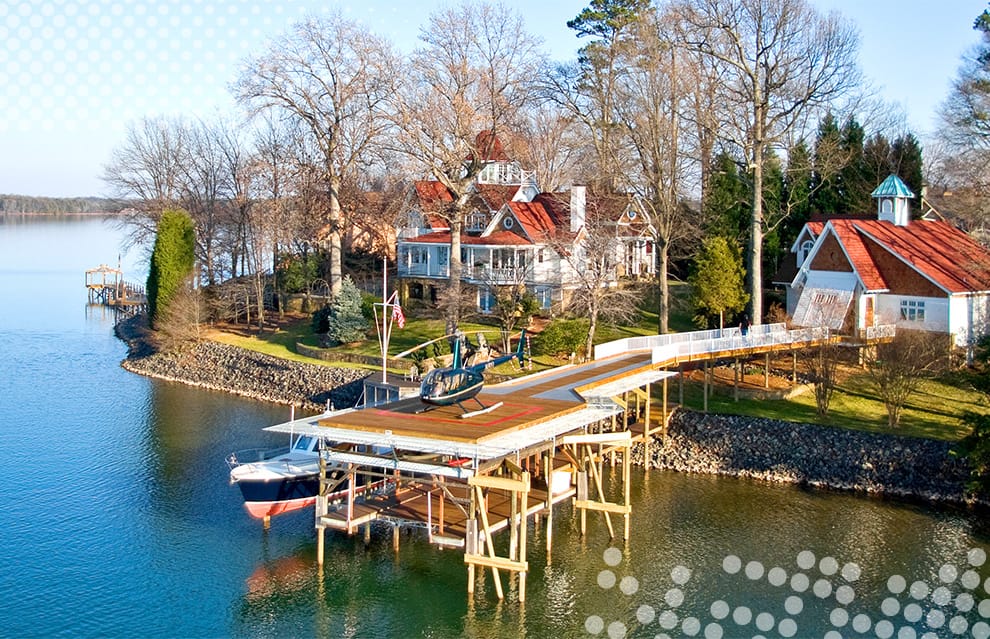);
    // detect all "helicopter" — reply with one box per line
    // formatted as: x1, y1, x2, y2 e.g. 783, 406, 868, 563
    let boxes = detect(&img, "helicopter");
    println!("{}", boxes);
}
414, 329, 527, 417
